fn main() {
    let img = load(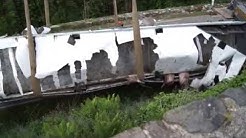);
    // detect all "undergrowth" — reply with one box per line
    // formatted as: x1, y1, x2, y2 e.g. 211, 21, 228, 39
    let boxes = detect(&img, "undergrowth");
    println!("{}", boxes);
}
1, 70, 246, 138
